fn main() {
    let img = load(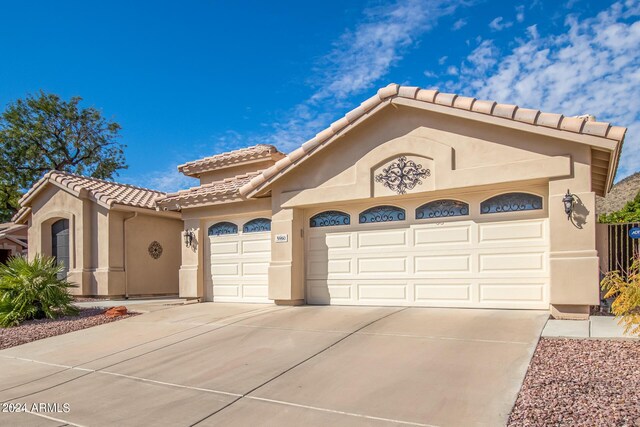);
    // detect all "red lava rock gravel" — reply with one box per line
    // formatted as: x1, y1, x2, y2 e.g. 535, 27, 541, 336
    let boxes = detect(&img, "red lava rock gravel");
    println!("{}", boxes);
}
508, 338, 640, 427
0, 308, 138, 350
